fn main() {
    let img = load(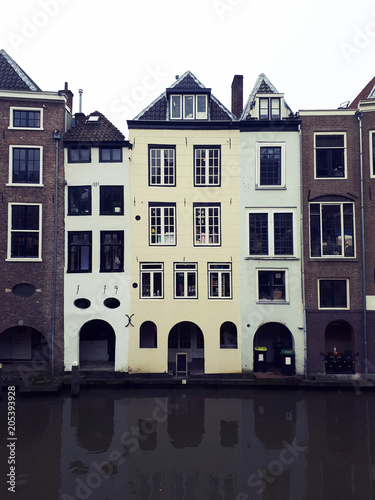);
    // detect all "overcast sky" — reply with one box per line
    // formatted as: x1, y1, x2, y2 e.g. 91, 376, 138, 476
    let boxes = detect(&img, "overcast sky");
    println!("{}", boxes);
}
1, 0, 375, 135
